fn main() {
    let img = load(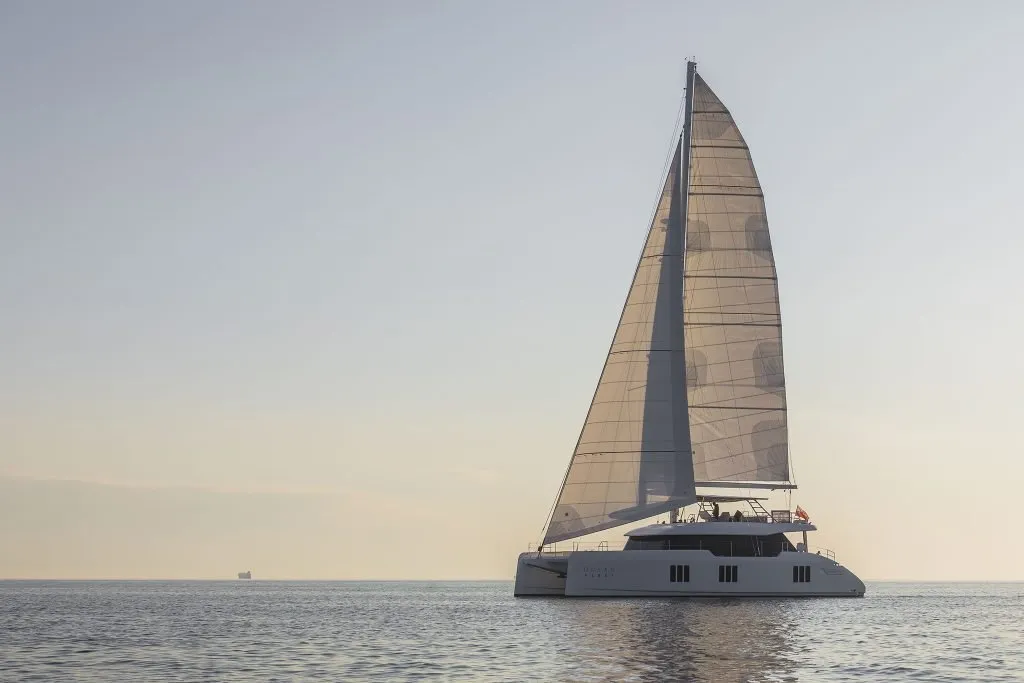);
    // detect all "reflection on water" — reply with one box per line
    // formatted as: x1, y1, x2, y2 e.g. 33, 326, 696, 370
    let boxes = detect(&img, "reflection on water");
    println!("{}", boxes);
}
0, 581, 1021, 682
561, 598, 799, 682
